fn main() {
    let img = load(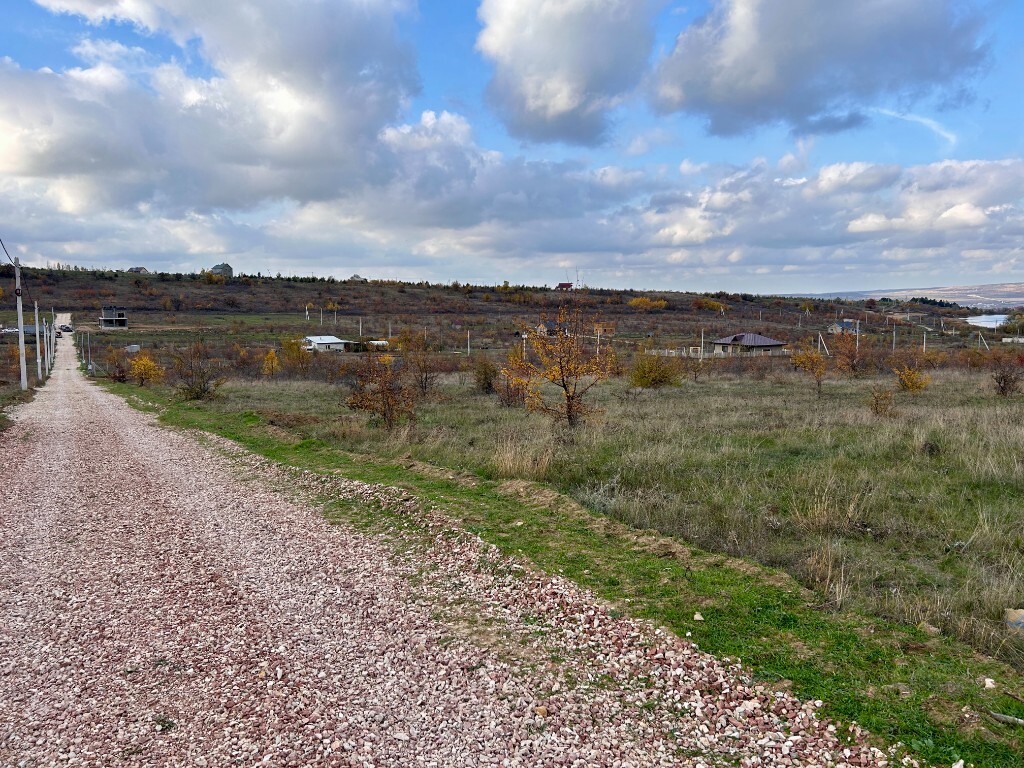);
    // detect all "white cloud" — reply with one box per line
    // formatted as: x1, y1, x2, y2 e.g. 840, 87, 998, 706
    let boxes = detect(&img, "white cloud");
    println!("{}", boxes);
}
651, 0, 989, 135
477, 0, 655, 144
